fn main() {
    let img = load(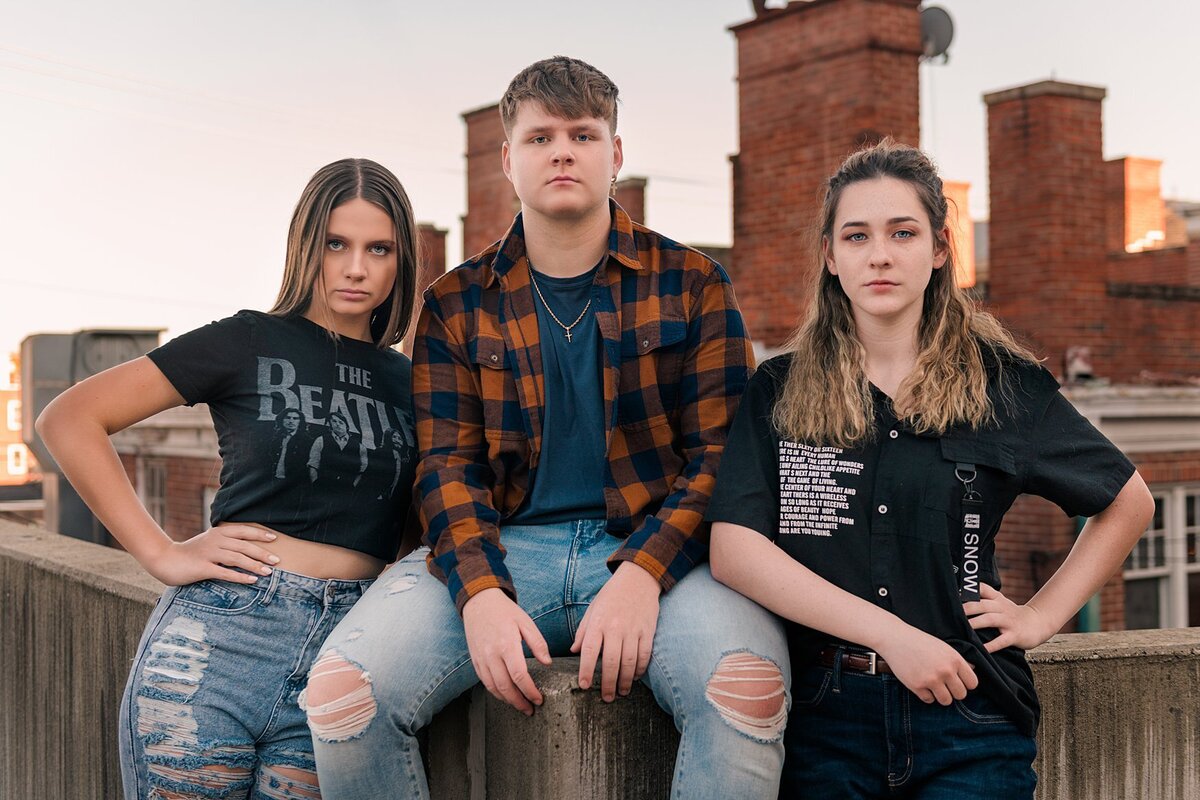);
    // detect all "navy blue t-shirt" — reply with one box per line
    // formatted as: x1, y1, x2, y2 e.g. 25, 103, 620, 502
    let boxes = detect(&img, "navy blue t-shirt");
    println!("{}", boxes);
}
510, 263, 608, 525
